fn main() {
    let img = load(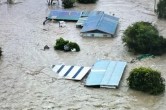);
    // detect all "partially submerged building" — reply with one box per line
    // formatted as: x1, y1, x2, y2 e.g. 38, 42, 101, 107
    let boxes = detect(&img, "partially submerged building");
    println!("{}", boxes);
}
52, 65, 91, 80
48, 10, 82, 21
43, 10, 82, 25
80, 12, 119, 37
44, 10, 119, 37
85, 60, 127, 88
76, 11, 104, 28
52, 60, 127, 88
